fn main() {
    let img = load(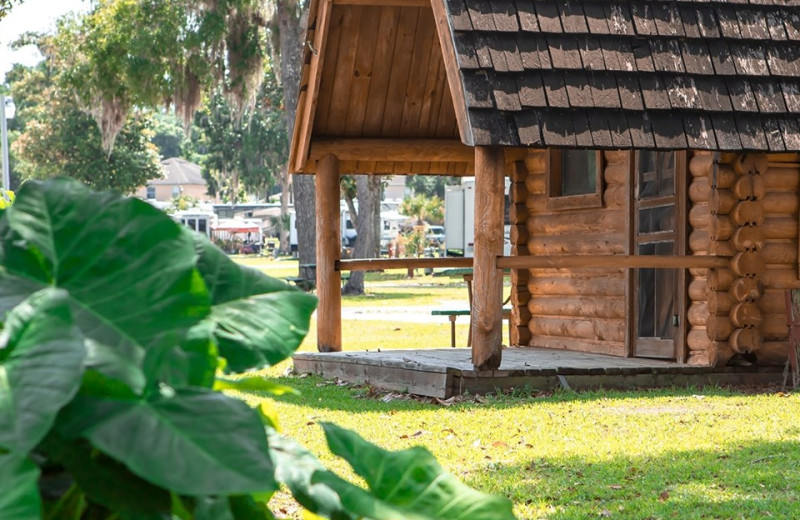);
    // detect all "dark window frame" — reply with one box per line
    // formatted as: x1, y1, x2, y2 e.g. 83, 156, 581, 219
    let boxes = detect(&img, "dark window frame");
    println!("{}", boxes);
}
546, 149, 604, 211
